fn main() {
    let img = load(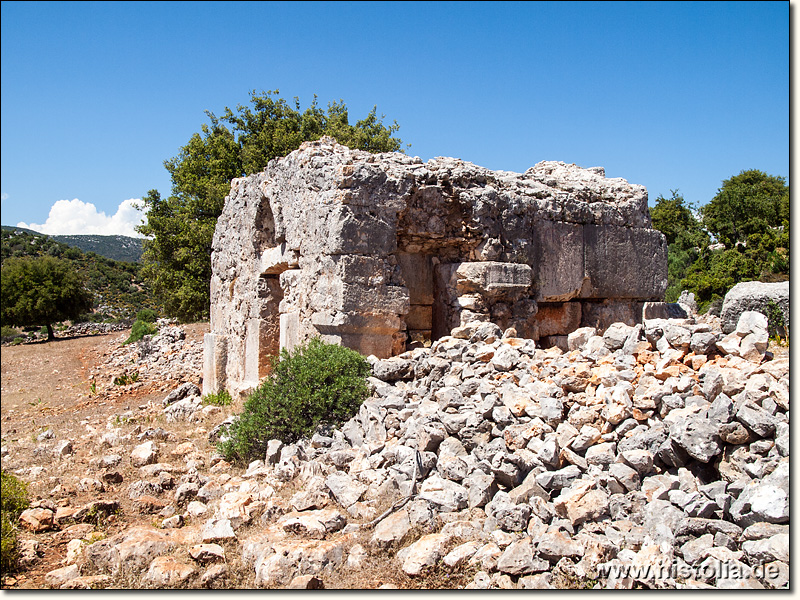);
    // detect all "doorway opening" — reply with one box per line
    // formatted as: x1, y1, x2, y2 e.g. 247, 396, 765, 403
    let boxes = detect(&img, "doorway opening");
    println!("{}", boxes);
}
257, 274, 284, 377
396, 253, 449, 350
